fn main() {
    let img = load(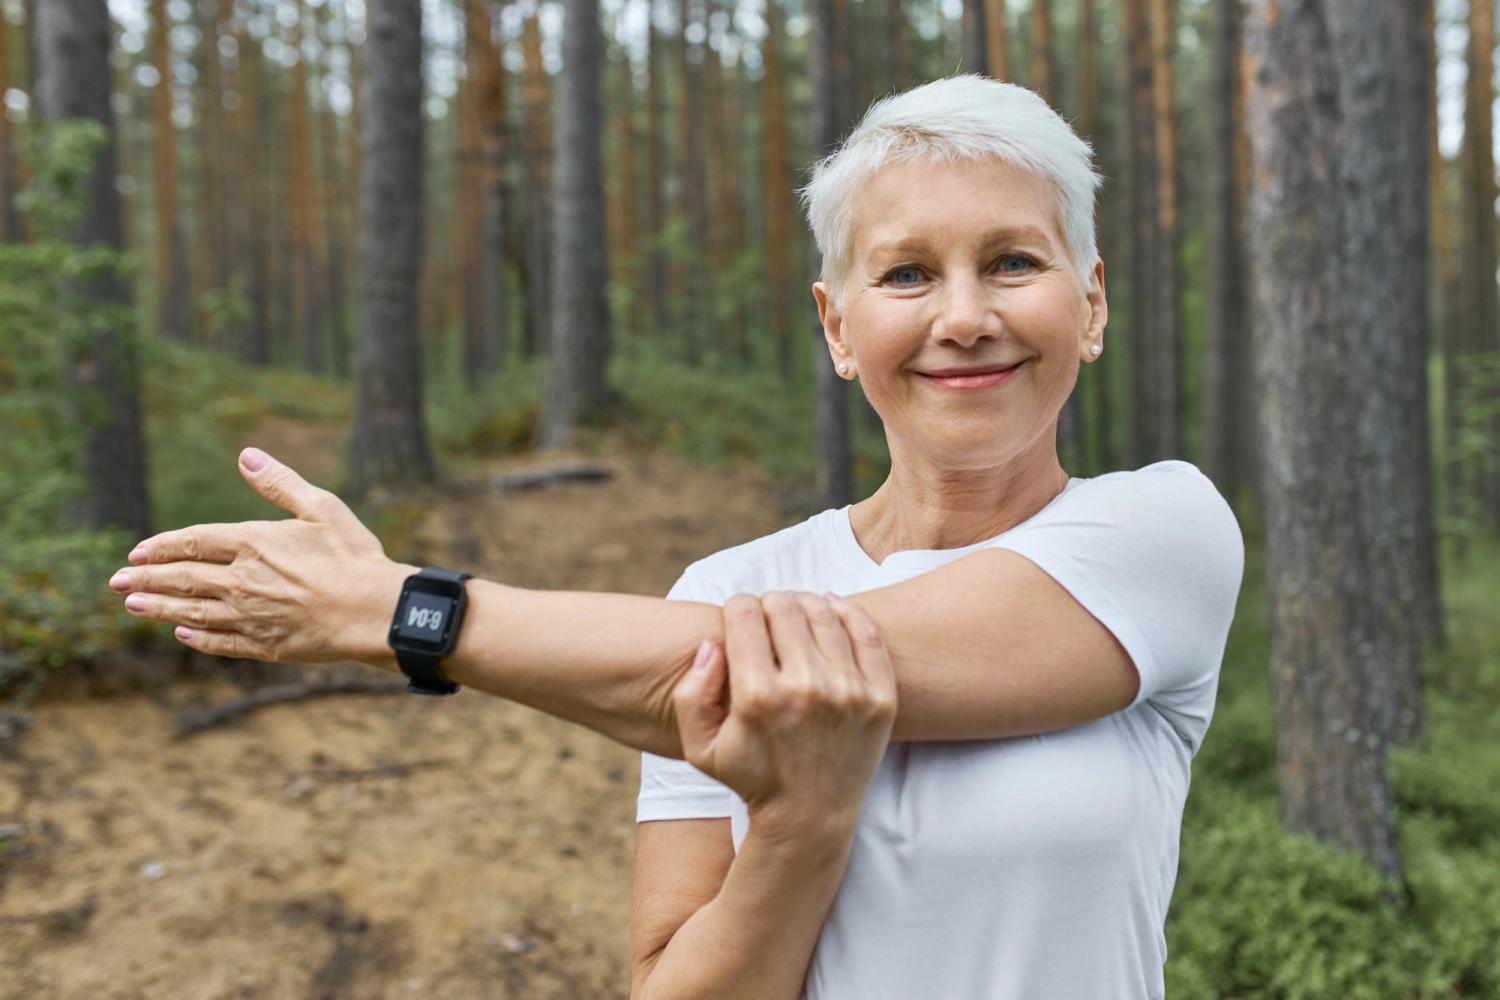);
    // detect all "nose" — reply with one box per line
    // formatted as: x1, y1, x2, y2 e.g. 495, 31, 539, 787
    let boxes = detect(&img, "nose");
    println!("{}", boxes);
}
931, 269, 999, 348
